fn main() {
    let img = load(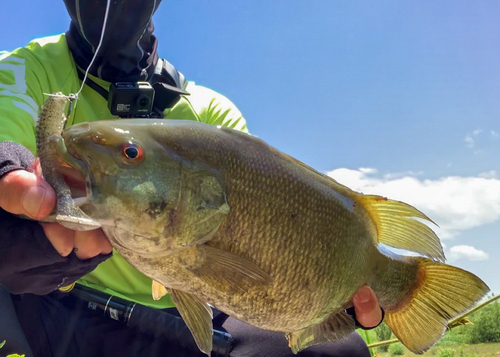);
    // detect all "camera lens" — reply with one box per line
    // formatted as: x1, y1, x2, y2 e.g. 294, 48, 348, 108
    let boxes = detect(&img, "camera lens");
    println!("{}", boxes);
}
137, 95, 150, 108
